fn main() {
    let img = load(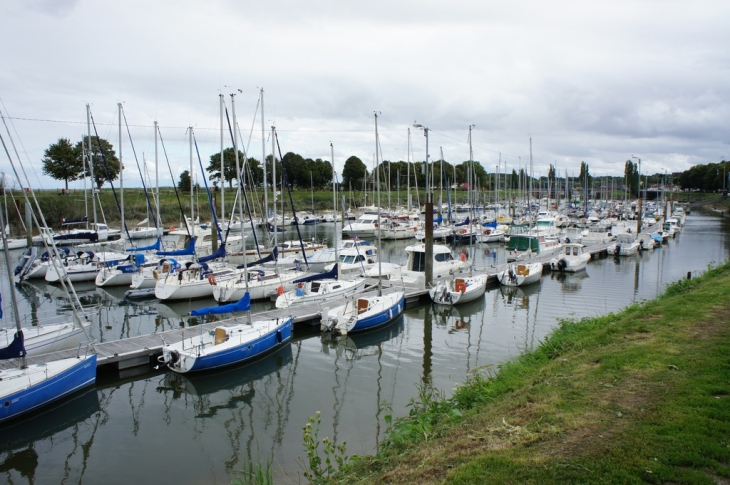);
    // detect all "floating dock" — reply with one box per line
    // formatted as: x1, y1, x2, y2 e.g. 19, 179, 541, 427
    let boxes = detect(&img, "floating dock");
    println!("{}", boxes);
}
0, 236, 647, 373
